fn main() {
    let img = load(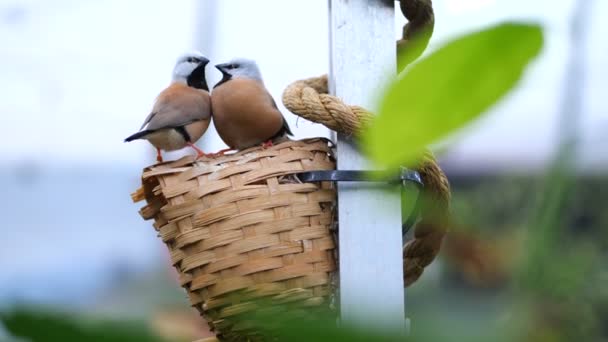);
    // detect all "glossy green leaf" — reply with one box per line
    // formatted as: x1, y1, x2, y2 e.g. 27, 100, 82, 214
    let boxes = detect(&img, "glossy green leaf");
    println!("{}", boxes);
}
363, 22, 543, 167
